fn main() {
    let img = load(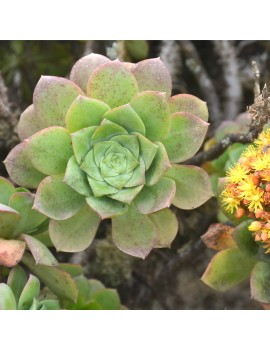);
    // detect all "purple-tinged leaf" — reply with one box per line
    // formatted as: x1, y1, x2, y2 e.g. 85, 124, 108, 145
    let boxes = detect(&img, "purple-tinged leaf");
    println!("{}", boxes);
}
132, 58, 172, 97
112, 204, 157, 259
49, 205, 100, 252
